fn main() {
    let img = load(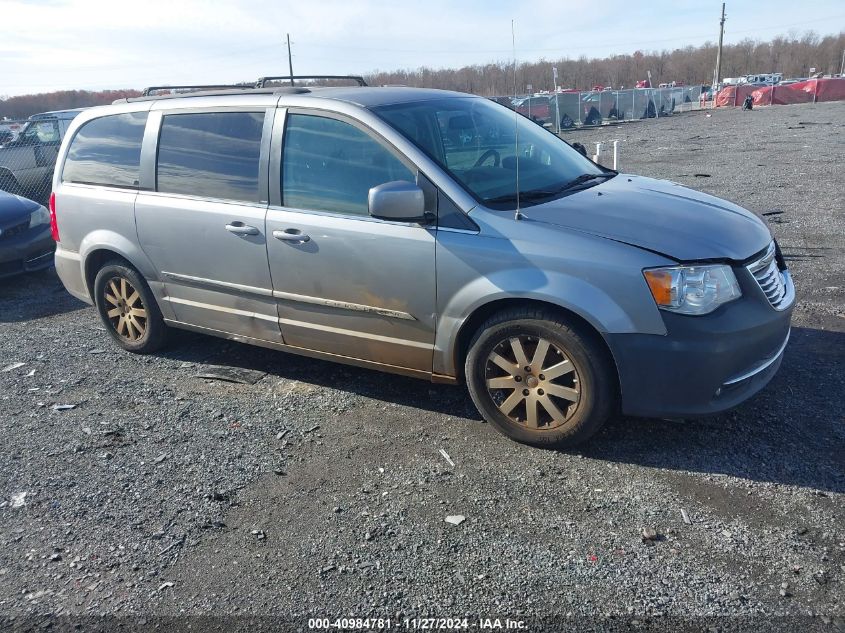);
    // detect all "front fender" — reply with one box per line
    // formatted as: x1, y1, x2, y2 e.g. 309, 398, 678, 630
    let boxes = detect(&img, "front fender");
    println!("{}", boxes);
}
433, 268, 666, 377
432, 212, 674, 378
